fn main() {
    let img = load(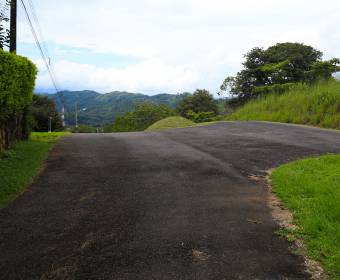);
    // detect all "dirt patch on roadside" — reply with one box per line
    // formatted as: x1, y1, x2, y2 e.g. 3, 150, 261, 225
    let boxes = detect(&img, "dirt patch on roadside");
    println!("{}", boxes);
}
249, 171, 327, 280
